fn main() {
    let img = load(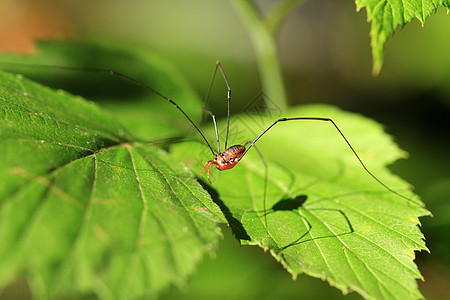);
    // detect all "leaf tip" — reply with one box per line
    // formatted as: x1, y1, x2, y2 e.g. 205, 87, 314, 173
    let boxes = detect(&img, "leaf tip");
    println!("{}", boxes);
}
401, 150, 410, 159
